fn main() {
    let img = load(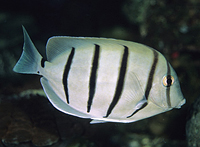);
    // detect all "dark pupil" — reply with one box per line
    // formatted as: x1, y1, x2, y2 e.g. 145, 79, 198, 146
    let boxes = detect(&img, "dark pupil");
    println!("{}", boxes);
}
166, 75, 172, 86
